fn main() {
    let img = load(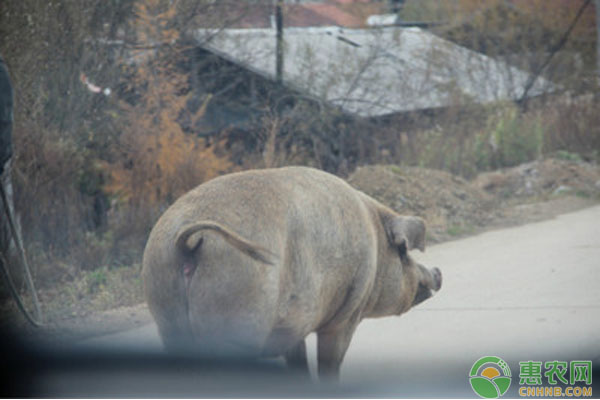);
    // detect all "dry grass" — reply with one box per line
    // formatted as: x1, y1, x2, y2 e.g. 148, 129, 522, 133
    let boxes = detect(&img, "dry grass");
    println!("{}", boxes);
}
0, 263, 144, 332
